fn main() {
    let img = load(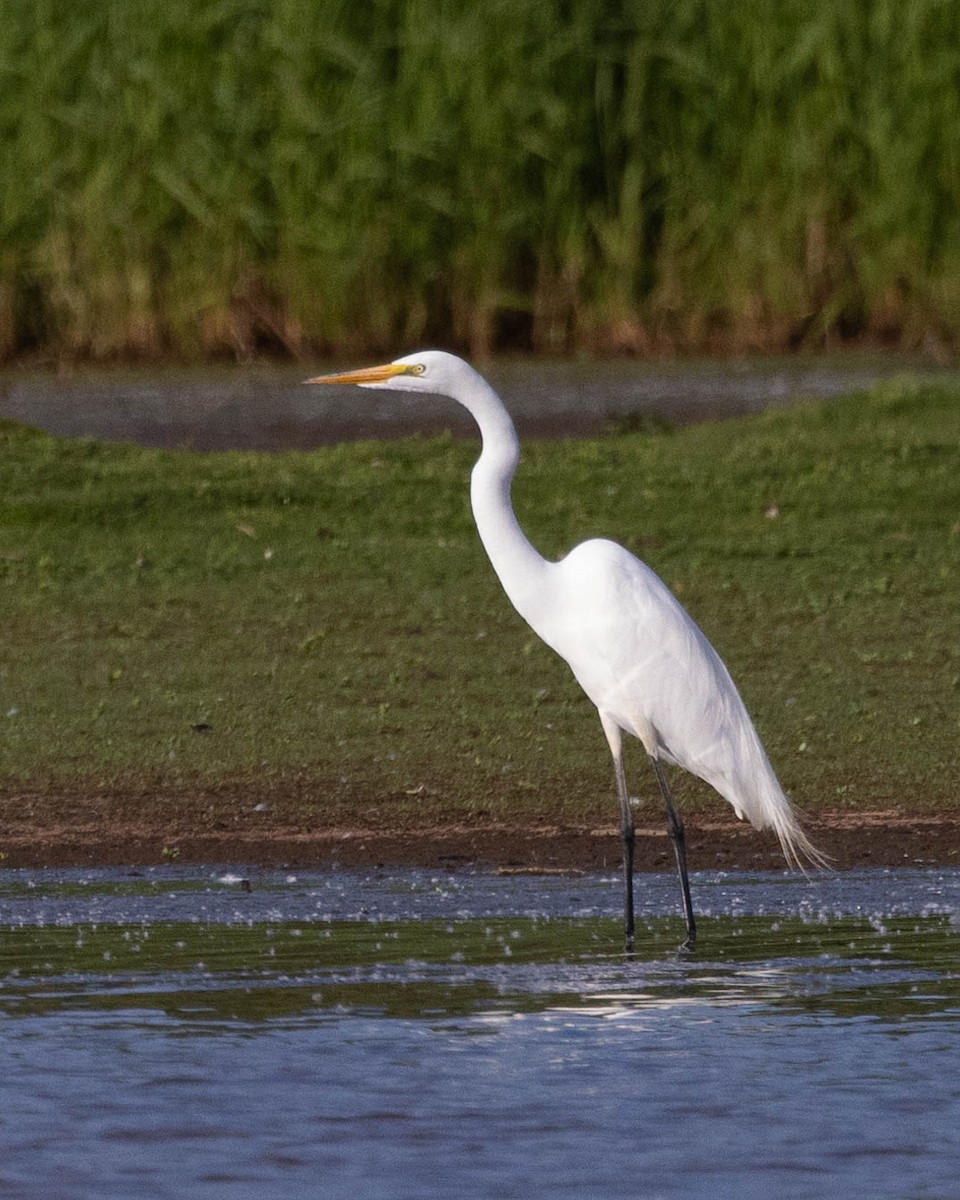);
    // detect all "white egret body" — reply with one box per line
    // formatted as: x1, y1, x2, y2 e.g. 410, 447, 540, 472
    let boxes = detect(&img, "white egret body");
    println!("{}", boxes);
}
306, 351, 823, 947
